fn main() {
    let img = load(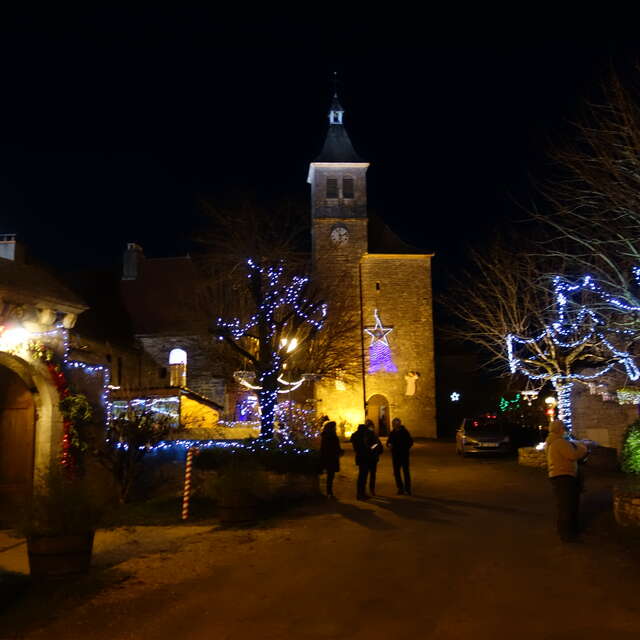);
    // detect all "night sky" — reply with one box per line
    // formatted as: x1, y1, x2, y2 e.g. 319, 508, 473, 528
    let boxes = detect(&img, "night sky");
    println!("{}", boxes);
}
0, 11, 633, 283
